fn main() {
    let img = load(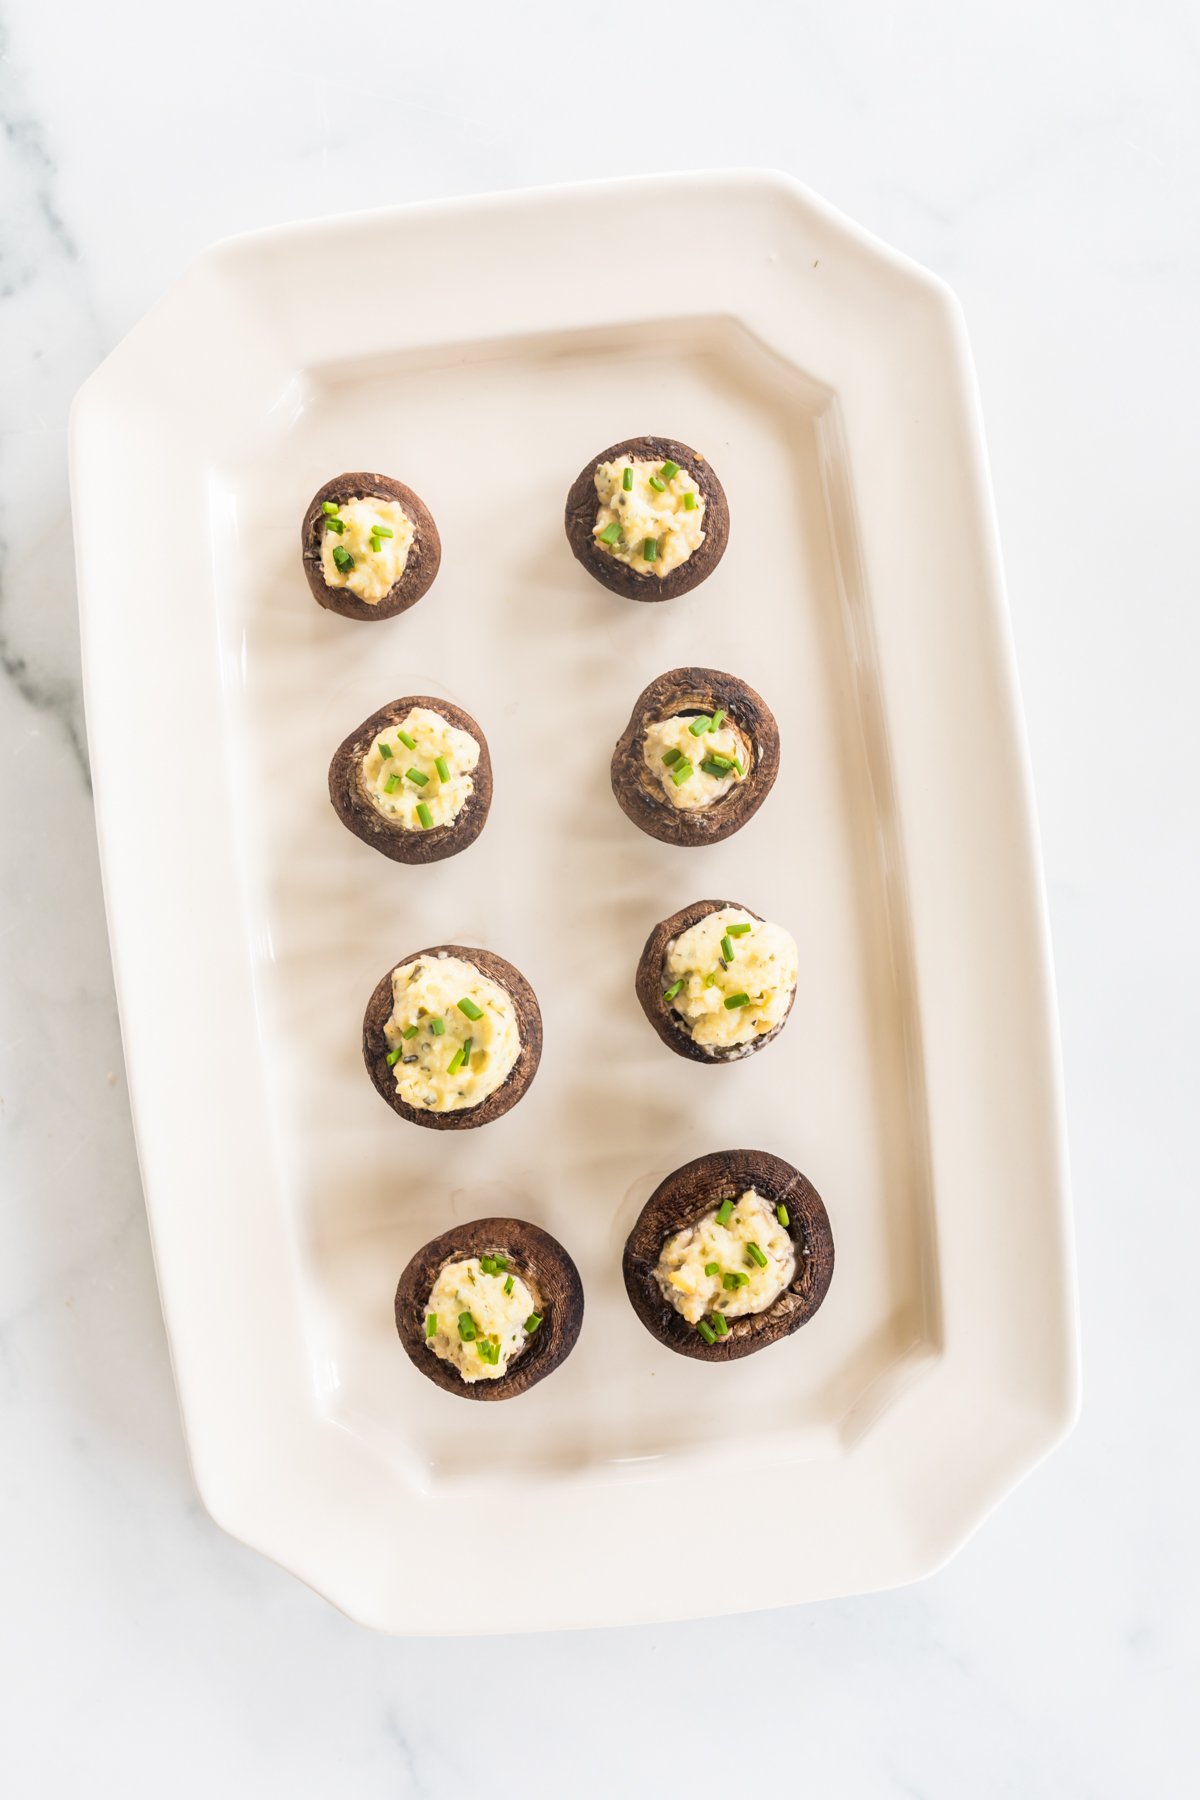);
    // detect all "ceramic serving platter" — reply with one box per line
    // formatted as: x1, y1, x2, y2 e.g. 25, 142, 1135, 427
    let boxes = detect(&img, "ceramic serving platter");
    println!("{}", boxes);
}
70, 172, 1078, 1633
